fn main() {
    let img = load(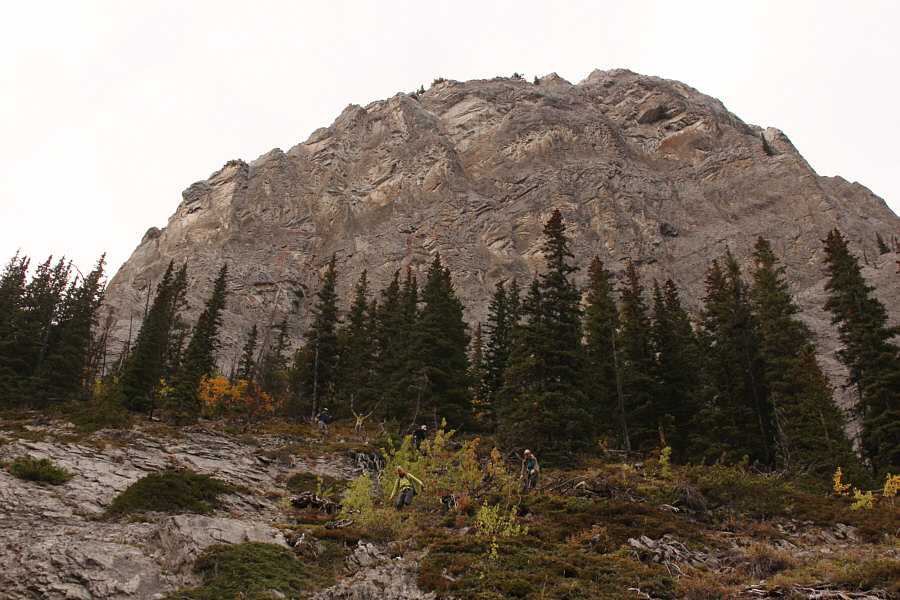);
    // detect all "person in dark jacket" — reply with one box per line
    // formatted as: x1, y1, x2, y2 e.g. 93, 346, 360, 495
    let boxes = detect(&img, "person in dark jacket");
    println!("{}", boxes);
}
412, 425, 427, 451
316, 408, 332, 436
